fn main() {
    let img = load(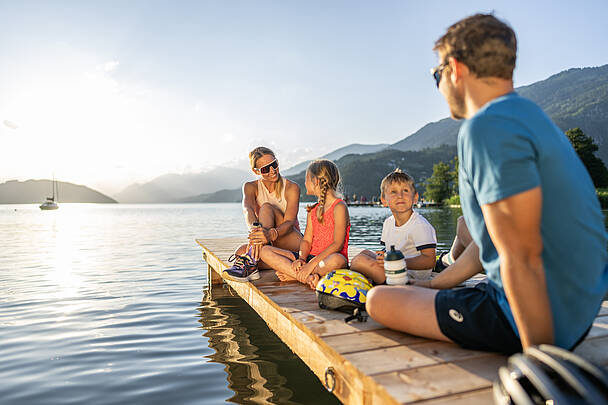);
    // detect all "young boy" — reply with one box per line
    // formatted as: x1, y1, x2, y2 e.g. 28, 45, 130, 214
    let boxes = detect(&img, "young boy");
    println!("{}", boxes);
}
350, 169, 437, 284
